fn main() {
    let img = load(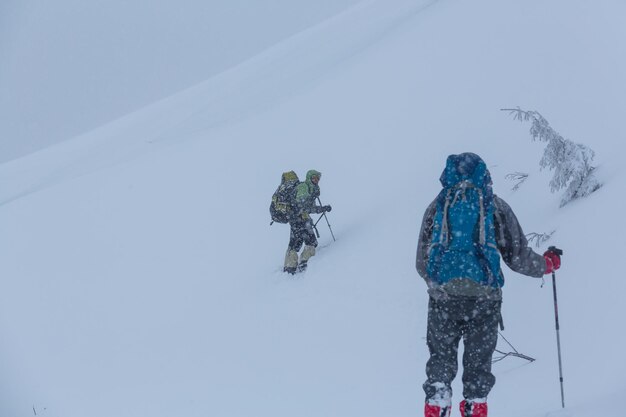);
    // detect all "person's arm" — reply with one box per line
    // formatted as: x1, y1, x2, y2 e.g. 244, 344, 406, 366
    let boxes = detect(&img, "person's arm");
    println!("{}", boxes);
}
308, 203, 326, 214
416, 199, 437, 280
493, 196, 546, 277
